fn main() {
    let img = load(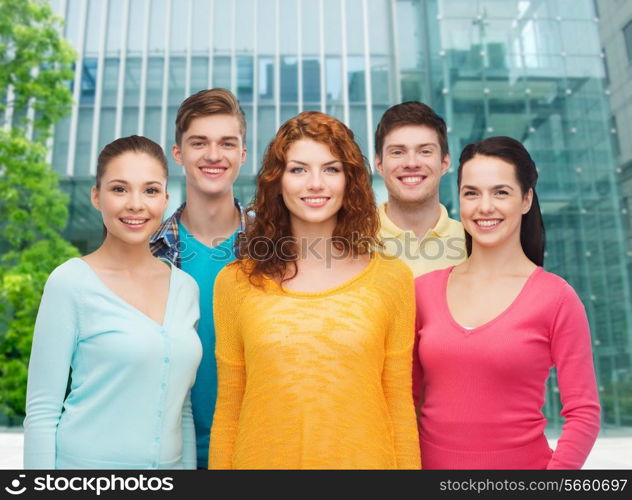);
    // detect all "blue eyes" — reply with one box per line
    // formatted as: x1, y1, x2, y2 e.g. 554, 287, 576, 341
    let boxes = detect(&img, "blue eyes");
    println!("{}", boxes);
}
287, 166, 342, 174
